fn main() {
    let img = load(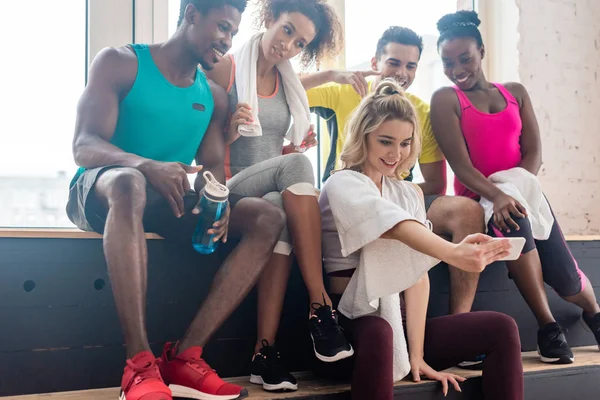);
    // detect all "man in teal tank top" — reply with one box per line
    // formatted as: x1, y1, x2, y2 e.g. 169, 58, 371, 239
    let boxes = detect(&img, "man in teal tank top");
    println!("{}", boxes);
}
66, 2, 285, 399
